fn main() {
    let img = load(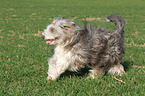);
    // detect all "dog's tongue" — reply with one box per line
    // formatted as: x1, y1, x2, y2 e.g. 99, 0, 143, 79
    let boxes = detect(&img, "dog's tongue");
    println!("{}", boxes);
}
46, 40, 53, 44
